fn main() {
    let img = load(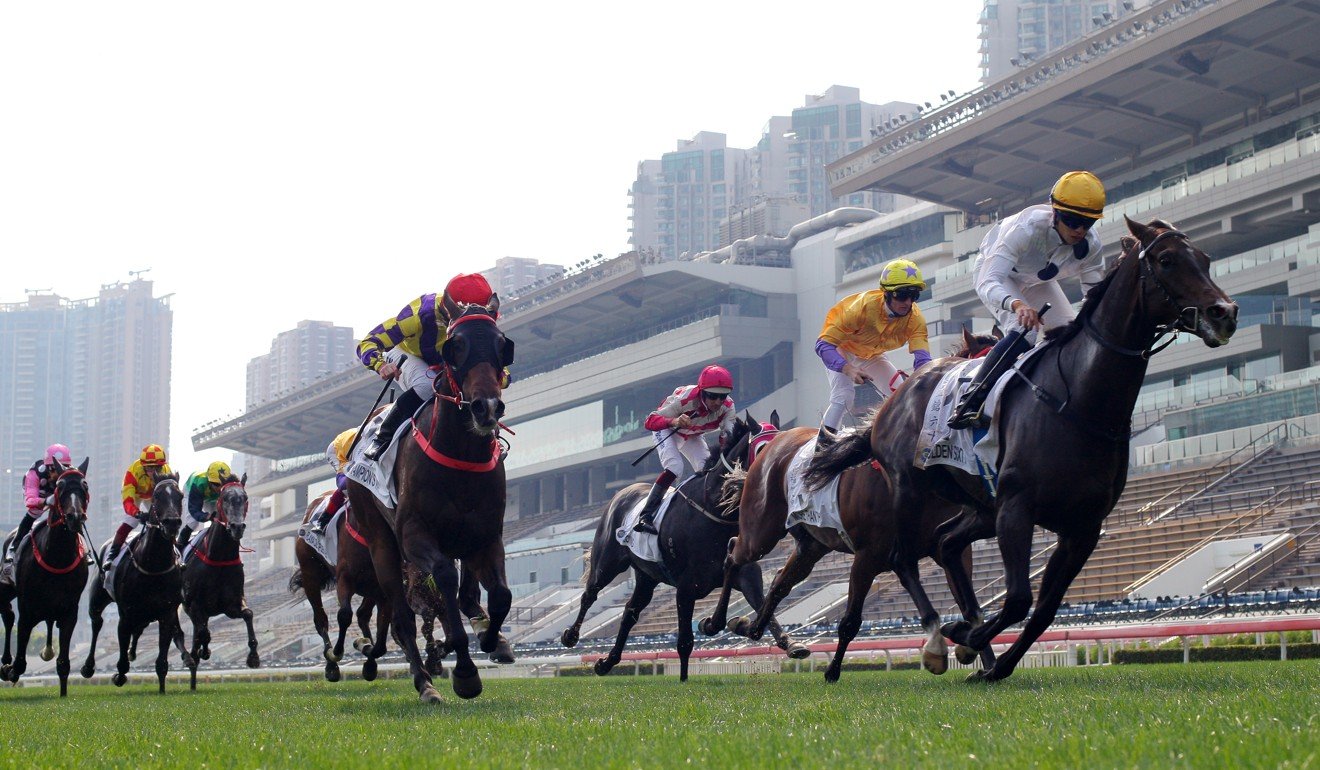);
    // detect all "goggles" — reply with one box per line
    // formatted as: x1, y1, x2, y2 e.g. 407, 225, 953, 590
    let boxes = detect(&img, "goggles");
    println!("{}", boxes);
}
701, 390, 726, 401
888, 287, 921, 302
1055, 210, 1098, 231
